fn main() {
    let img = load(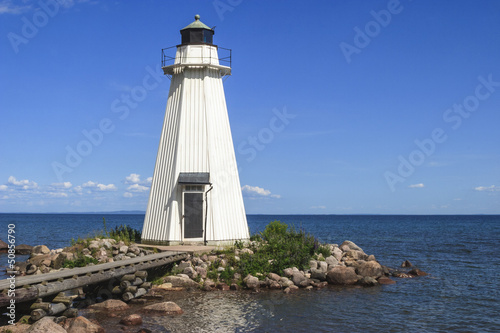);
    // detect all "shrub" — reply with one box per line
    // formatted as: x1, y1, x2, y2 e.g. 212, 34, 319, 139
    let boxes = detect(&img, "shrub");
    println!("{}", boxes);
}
62, 253, 98, 268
